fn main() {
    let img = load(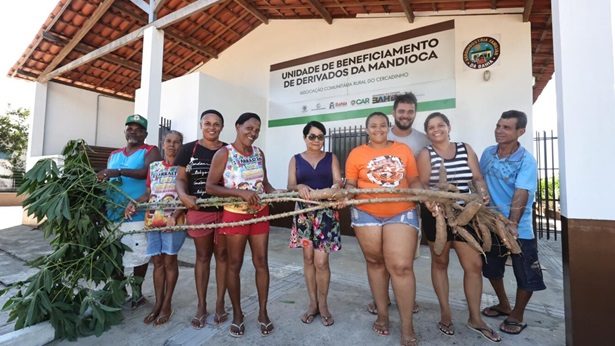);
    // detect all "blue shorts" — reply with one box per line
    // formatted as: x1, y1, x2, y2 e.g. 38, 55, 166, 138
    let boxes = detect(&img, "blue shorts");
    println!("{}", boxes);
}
351, 207, 419, 232
146, 230, 187, 256
482, 238, 546, 292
